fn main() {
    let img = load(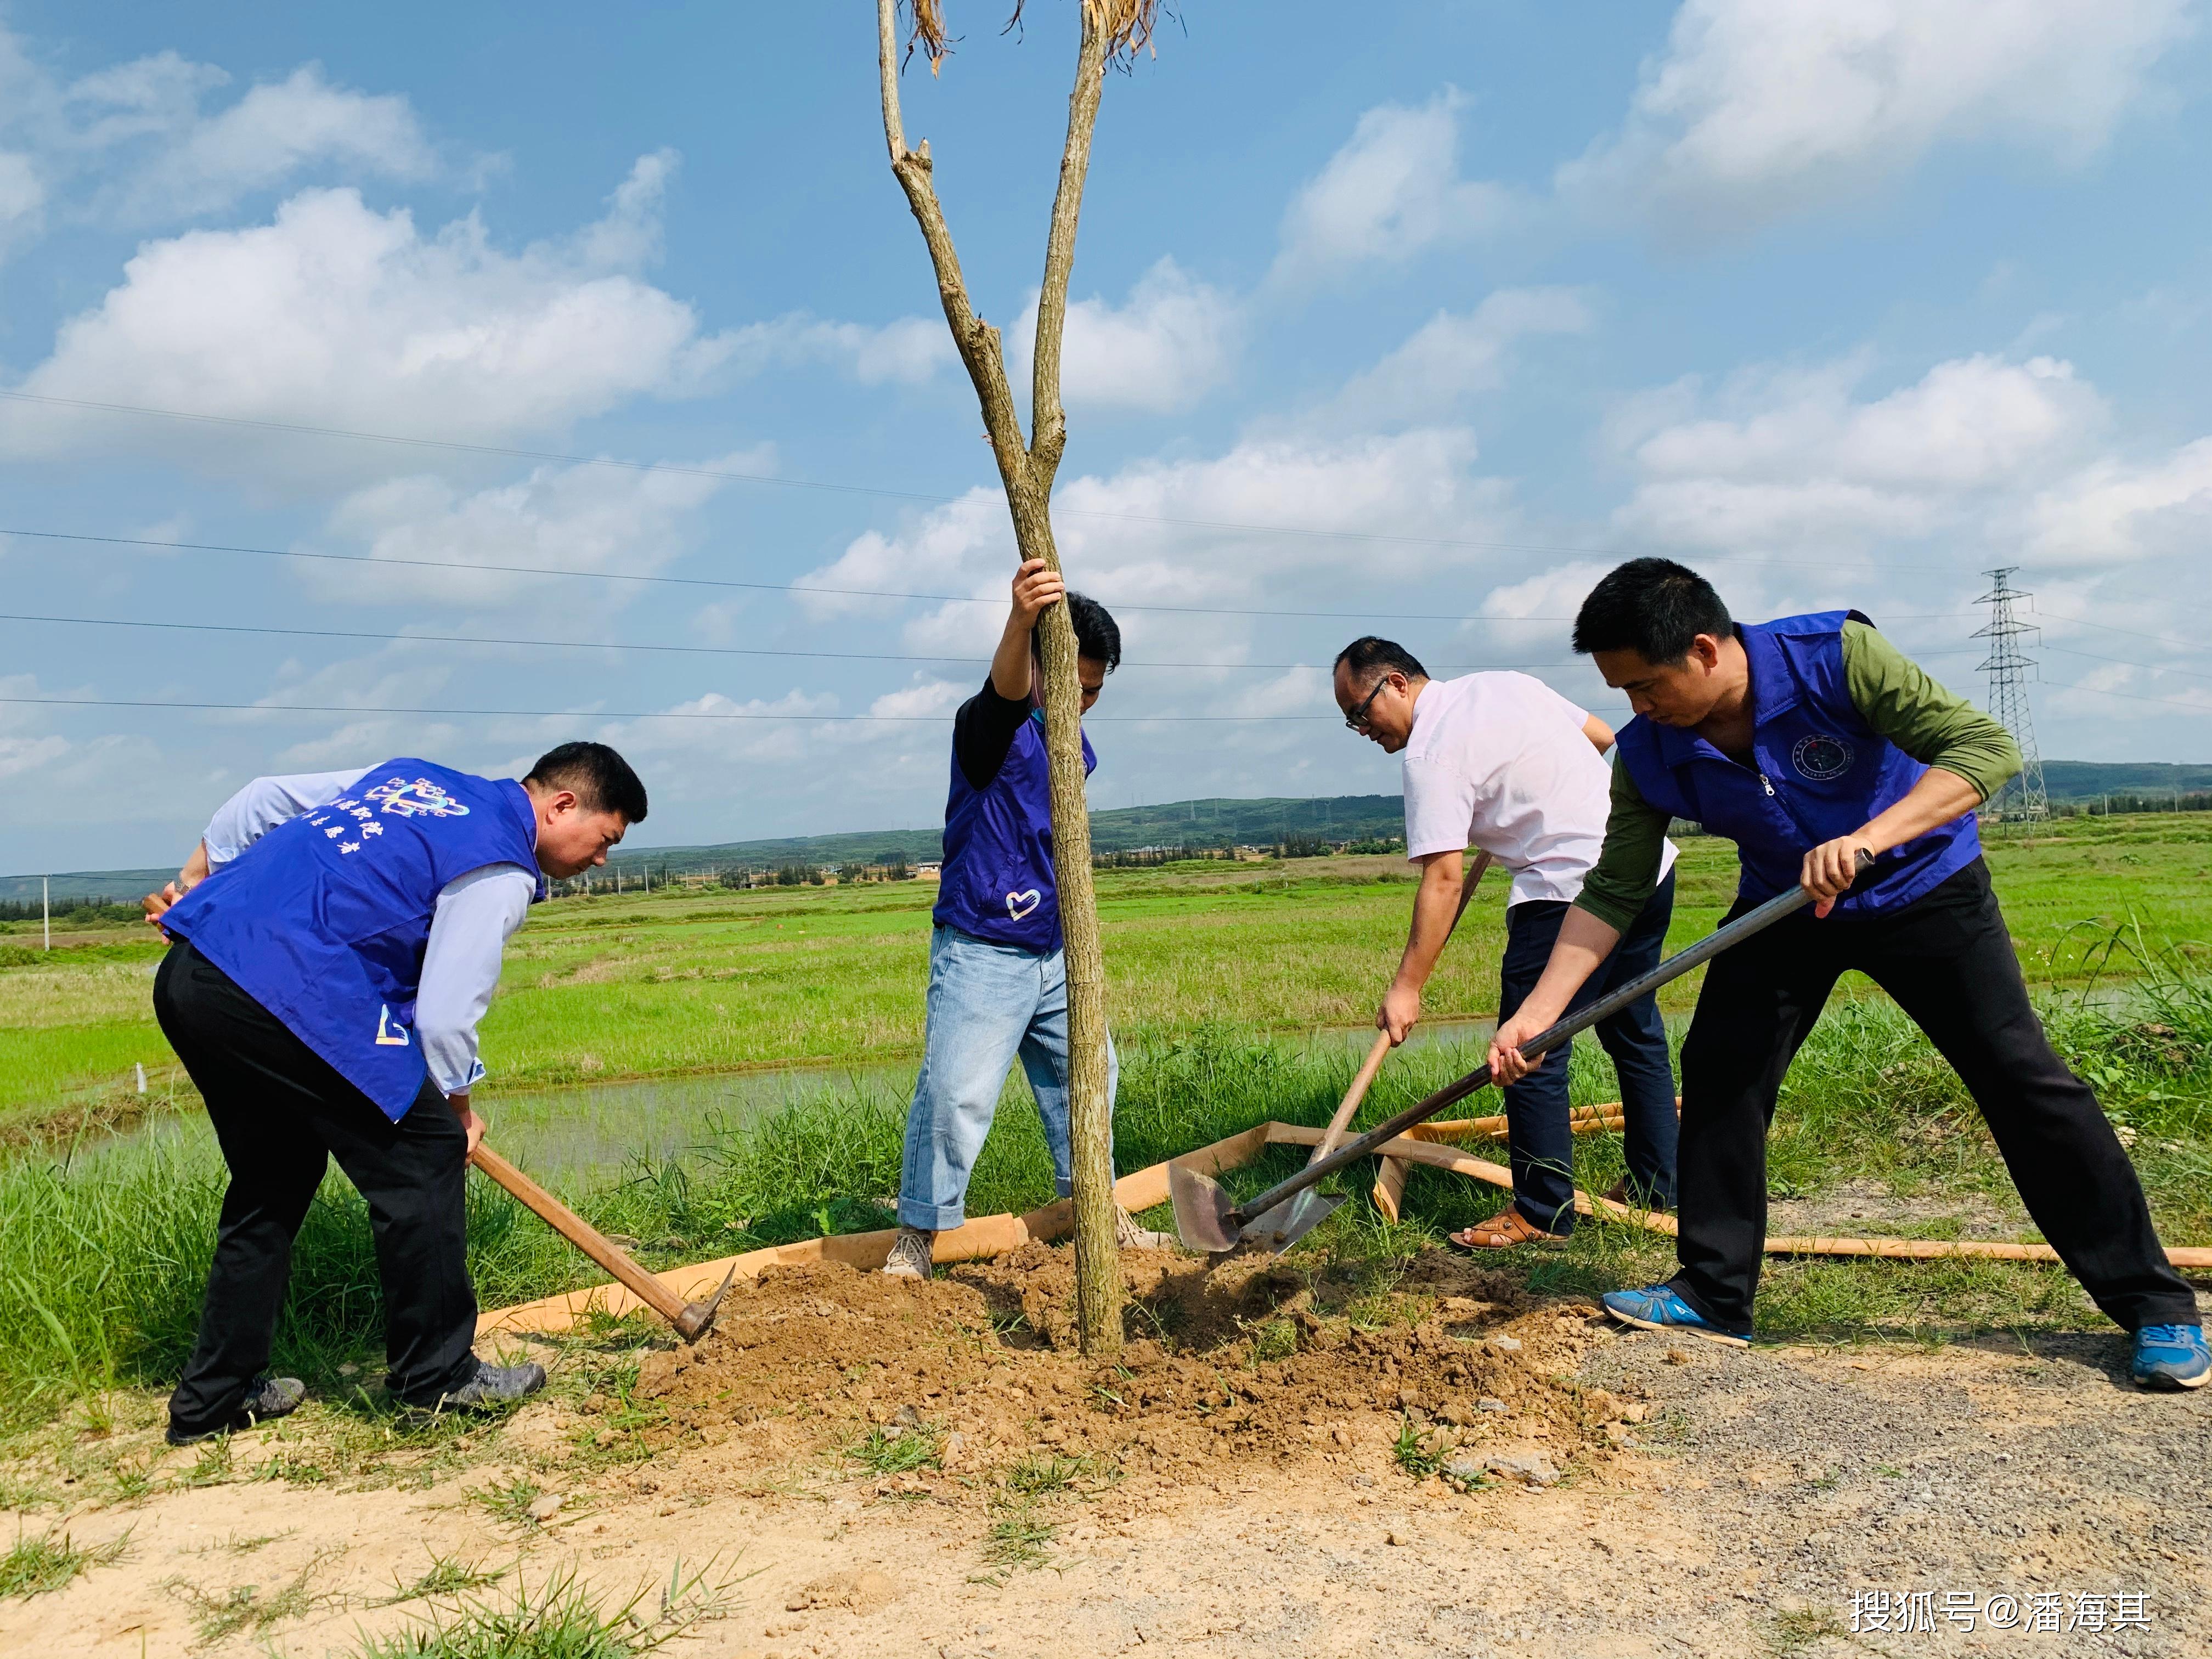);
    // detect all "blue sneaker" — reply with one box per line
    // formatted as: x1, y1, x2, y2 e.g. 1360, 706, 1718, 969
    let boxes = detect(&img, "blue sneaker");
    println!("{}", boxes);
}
1600, 1284, 1750, 1349
2131, 1324, 2210, 1391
